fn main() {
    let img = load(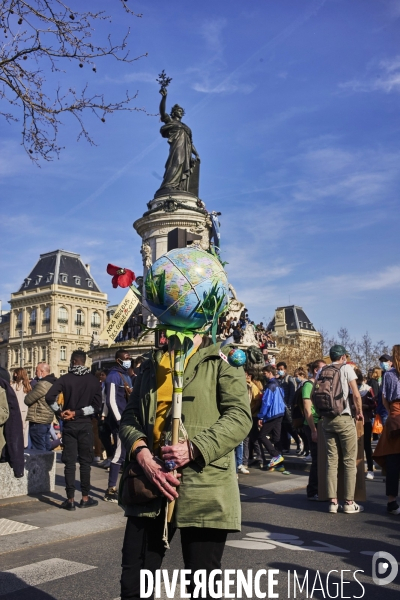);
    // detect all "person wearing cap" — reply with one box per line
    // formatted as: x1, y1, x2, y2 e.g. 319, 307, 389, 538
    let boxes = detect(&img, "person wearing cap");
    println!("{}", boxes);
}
321, 345, 364, 514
